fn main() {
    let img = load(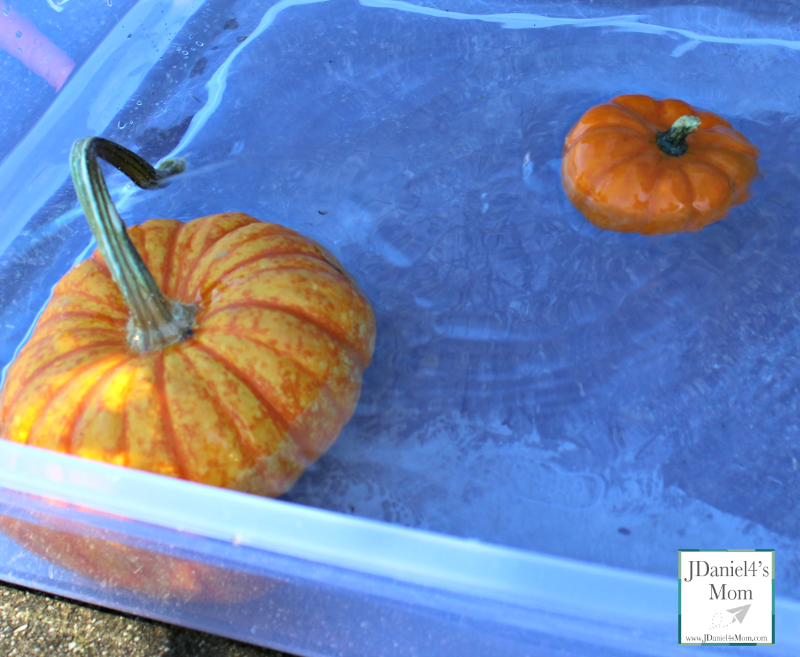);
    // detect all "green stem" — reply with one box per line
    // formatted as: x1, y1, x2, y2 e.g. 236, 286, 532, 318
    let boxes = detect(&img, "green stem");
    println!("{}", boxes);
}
70, 137, 196, 353
656, 115, 702, 157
